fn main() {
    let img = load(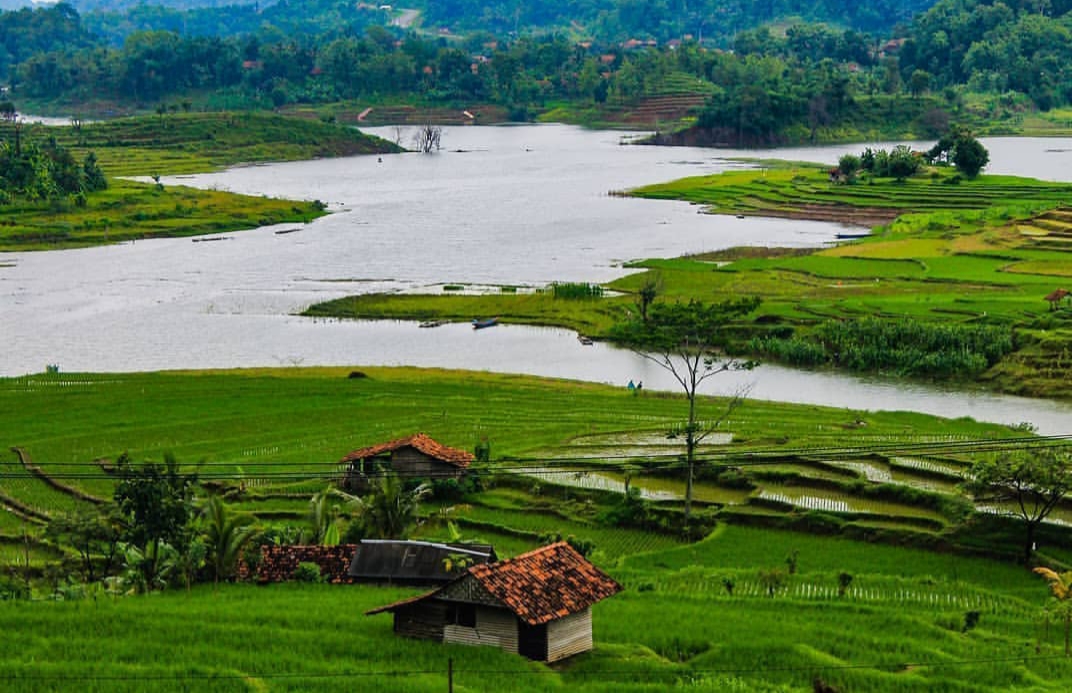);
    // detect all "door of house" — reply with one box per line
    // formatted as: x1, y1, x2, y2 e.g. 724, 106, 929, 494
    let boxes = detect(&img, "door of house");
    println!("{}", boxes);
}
516, 620, 547, 661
